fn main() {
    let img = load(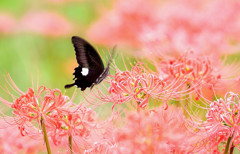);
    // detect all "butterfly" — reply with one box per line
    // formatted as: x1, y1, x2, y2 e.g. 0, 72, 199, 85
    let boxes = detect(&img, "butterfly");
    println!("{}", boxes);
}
65, 36, 113, 91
